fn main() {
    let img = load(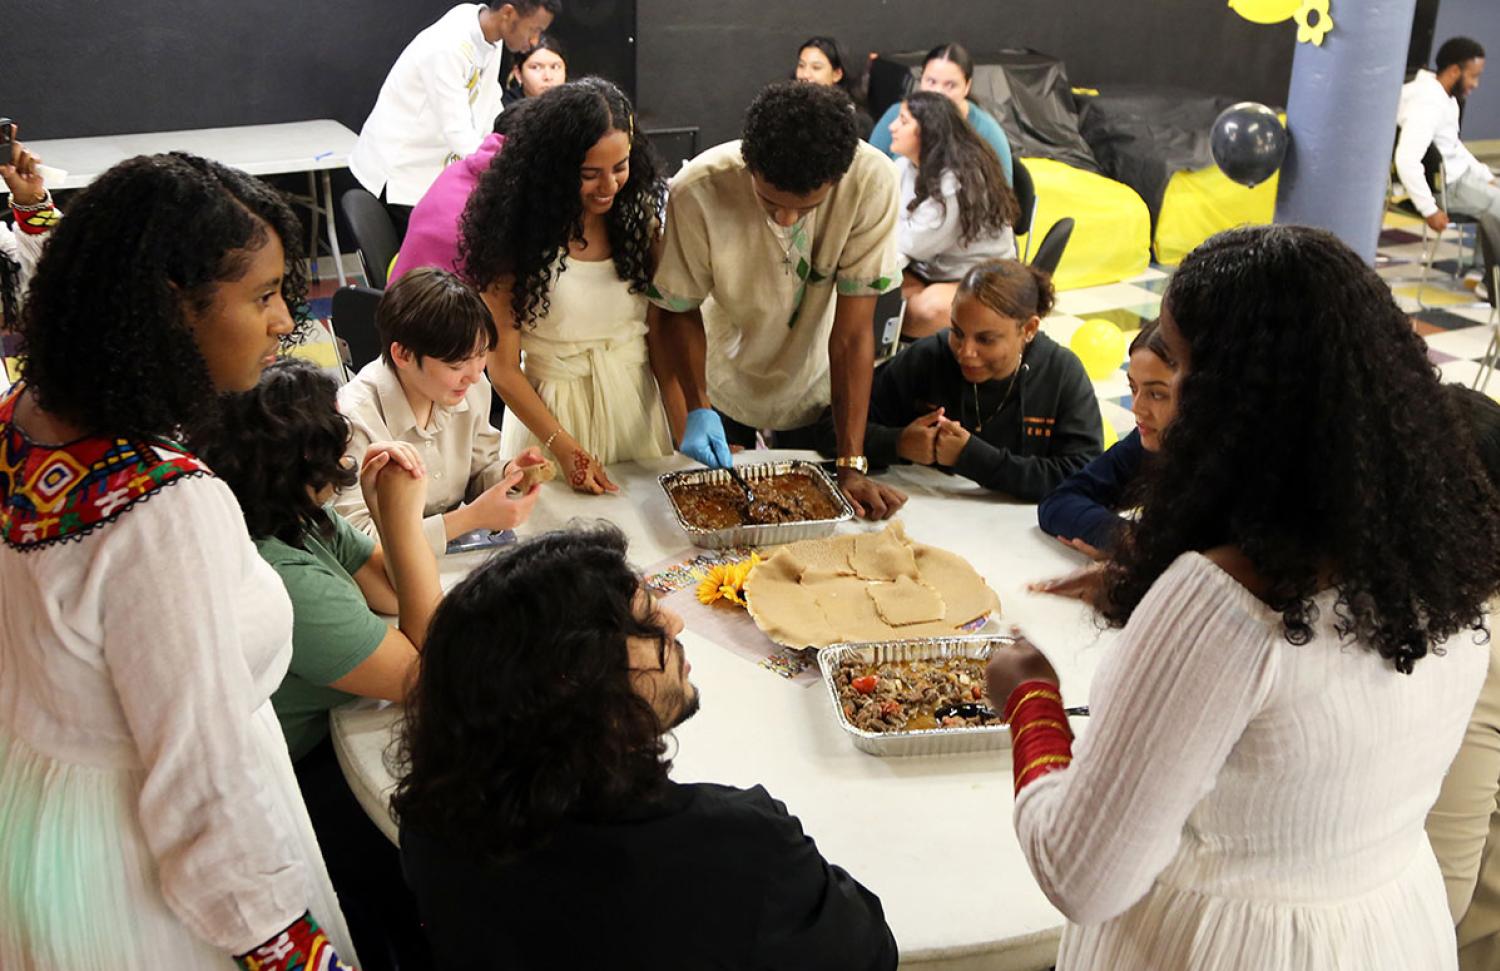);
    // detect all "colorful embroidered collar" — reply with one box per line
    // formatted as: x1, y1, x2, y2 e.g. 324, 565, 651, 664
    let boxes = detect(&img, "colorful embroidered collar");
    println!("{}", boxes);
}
0, 384, 212, 552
